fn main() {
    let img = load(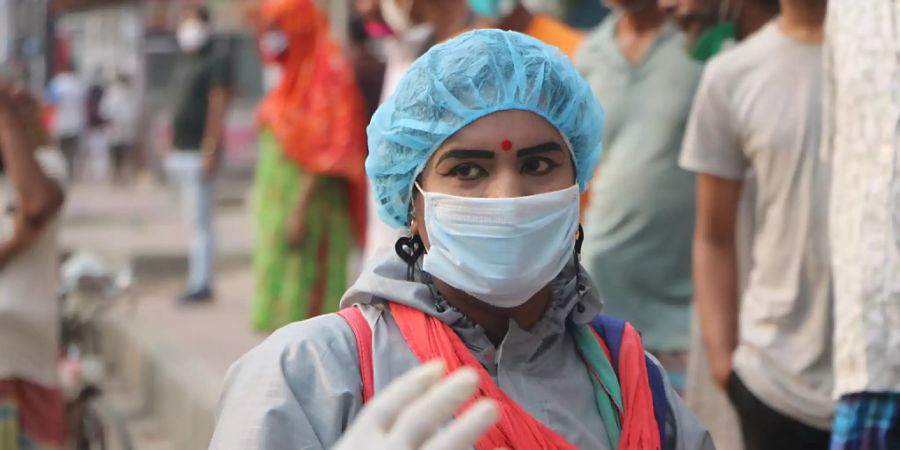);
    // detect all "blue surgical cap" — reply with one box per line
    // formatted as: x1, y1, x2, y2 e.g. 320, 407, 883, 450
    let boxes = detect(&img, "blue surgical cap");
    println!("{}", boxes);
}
366, 29, 605, 229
